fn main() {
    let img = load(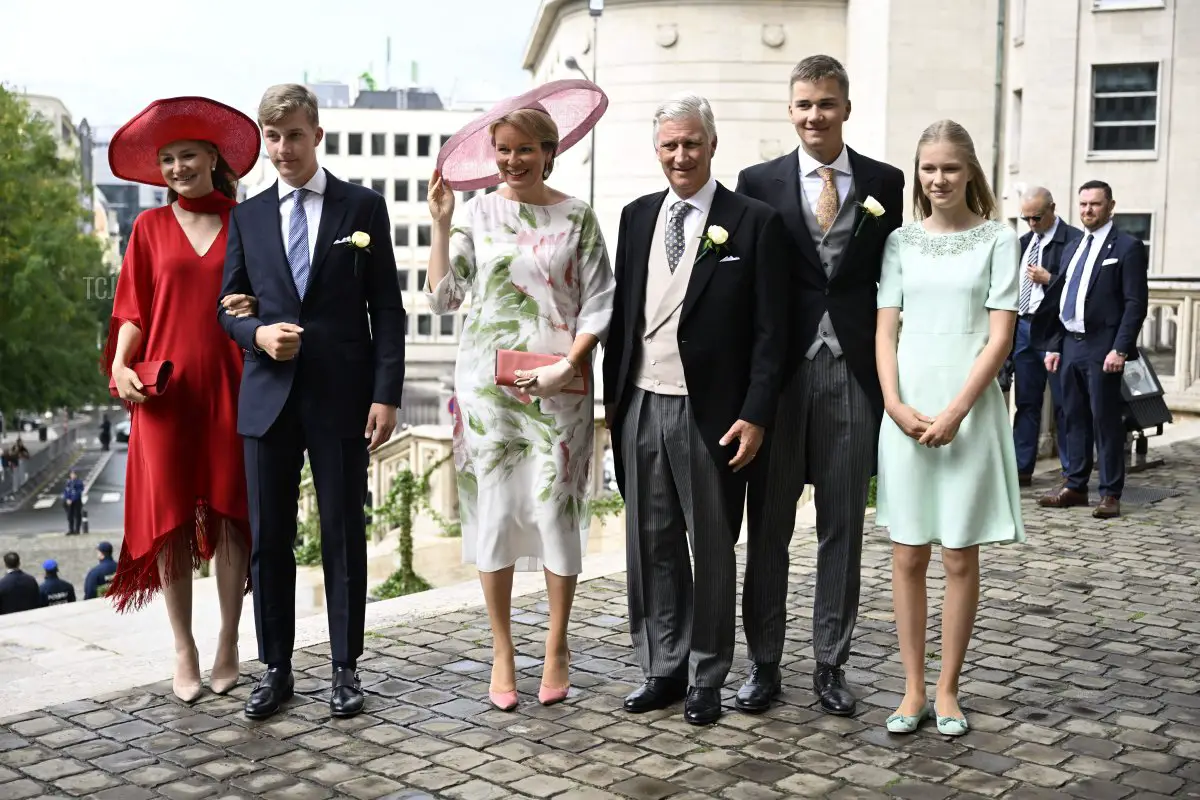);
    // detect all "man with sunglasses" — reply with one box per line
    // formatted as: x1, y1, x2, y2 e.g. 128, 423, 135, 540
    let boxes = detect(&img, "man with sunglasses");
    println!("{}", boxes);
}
1013, 187, 1082, 487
